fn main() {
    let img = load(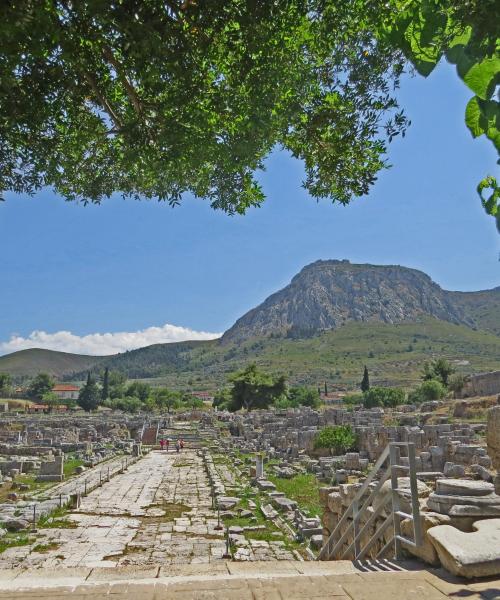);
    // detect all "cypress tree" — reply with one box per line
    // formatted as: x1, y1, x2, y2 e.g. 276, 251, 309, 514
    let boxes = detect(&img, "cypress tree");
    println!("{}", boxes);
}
361, 366, 370, 393
78, 372, 101, 412
102, 367, 109, 401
